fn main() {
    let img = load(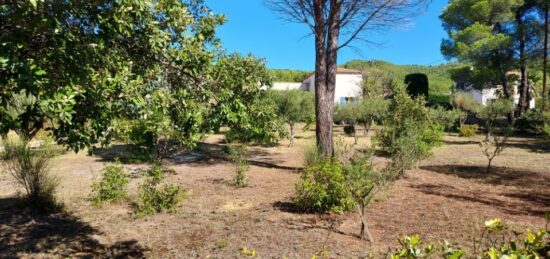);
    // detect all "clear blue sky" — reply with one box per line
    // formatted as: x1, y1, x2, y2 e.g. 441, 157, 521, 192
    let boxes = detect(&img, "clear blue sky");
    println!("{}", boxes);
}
204, 1, 448, 70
